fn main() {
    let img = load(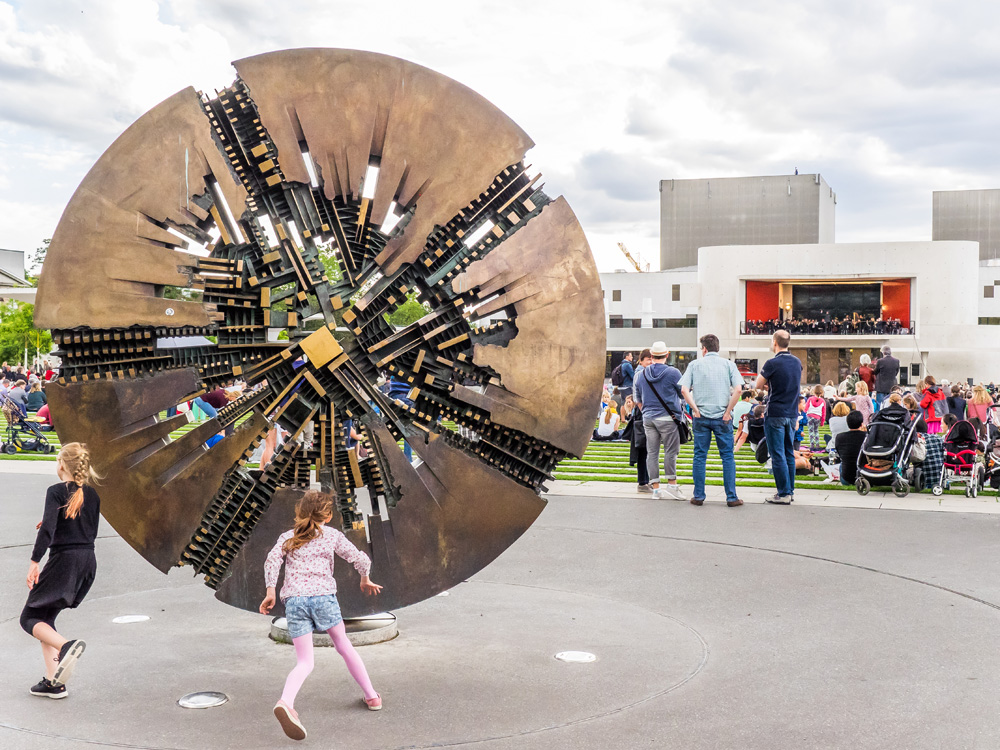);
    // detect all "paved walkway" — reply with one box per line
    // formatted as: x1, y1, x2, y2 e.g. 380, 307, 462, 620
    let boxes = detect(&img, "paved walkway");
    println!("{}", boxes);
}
3, 467, 1000, 748
547, 479, 1000, 514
